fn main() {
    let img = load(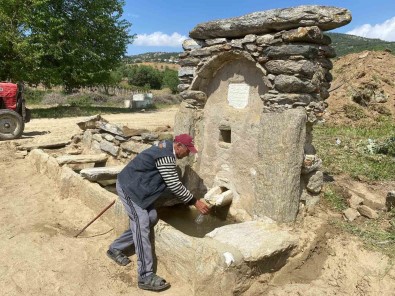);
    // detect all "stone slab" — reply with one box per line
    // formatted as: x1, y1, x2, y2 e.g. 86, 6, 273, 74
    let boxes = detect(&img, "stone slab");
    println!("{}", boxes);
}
190, 5, 351, 39
17, 140, 71, 151
80, 166, 125, 181
56, 153, 108, 165
206, 221, 298, 262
